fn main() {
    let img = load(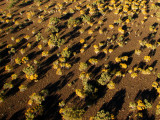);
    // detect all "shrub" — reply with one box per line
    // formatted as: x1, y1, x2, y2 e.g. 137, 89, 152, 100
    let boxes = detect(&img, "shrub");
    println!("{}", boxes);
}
92, 110, 114, 120
79, 72, 91, 84
59, 106, 85, 120
79, 62, 88, 71
23, 65, 38, 81
98, 72, 111, 86
28, 91, 47, 106
67, 17, 80, 28
25, 105, 43, 120
81, 14, 92, 23
48, 34, 65, 48
35, 32, 43, 42
61, 47, 71, 58
49, 17, 60, 25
